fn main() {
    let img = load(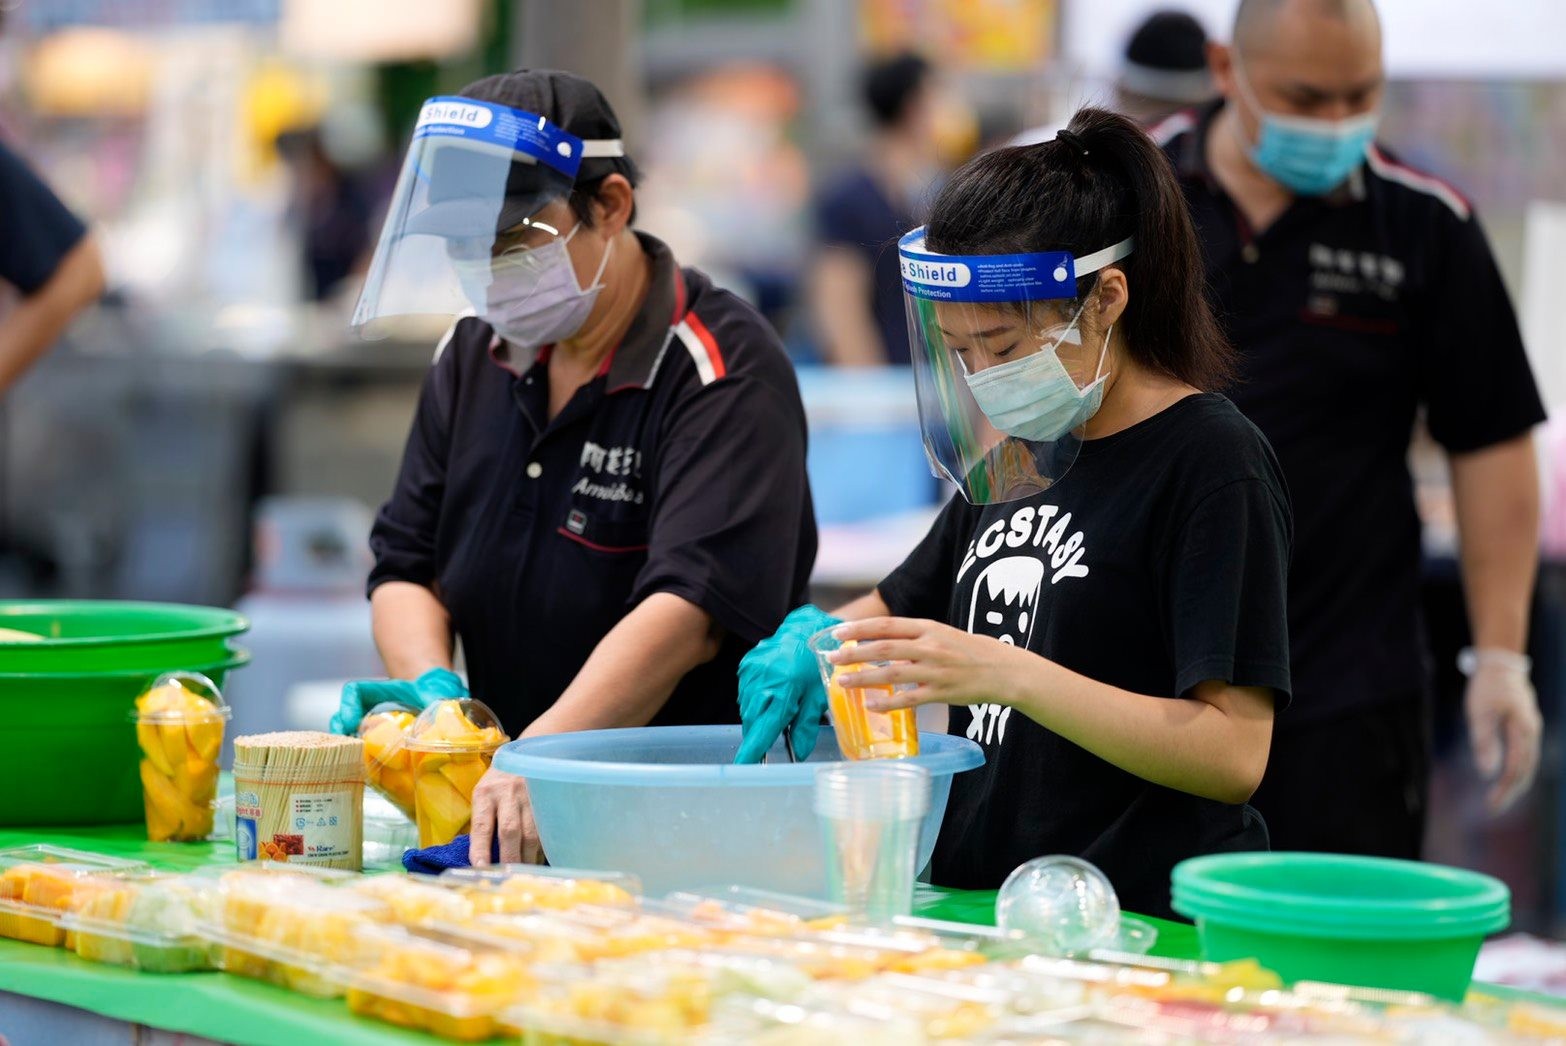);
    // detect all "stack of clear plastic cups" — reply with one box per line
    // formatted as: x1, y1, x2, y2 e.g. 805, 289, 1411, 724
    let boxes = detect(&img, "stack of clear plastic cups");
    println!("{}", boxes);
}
814, 762, 931, 923
808, 628, 920, 760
